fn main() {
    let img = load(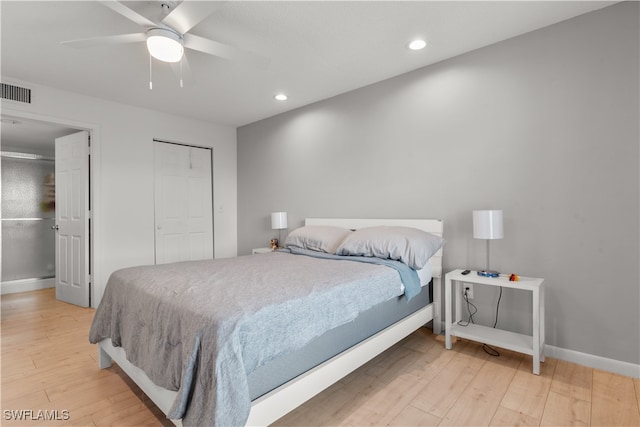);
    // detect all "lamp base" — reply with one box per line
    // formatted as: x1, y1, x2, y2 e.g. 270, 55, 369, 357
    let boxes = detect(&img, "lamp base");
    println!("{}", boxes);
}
477, 270, 500, 278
